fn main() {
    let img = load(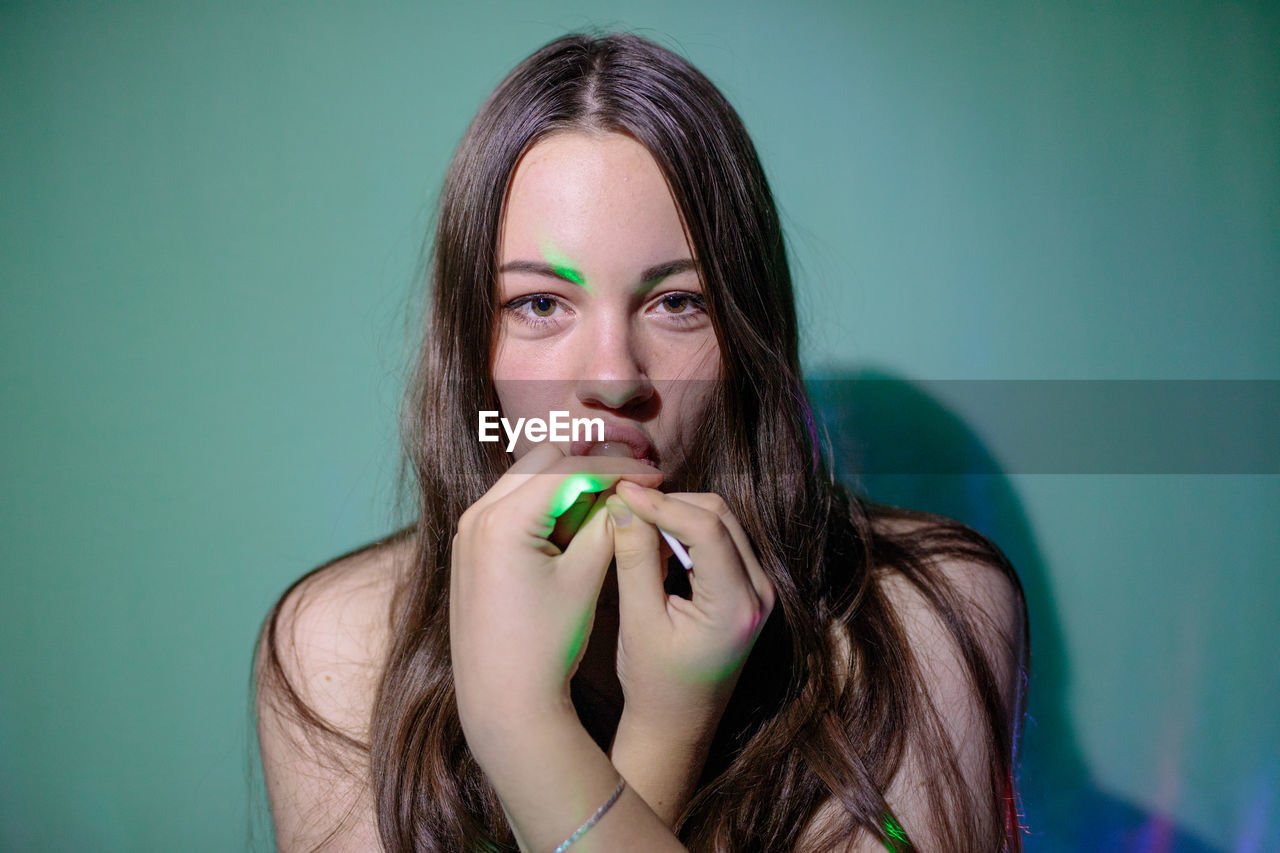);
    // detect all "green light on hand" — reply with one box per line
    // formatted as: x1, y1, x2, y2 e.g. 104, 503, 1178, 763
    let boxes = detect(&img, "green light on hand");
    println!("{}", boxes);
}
547, 472, 609, 519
